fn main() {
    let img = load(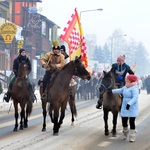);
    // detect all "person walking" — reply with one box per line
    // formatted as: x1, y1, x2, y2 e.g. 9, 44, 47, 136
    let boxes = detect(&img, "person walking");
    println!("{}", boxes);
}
40, 41, 66, 101
96, 55, 134, 109
111, 74, 139, 142
145, 75, 150, 94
